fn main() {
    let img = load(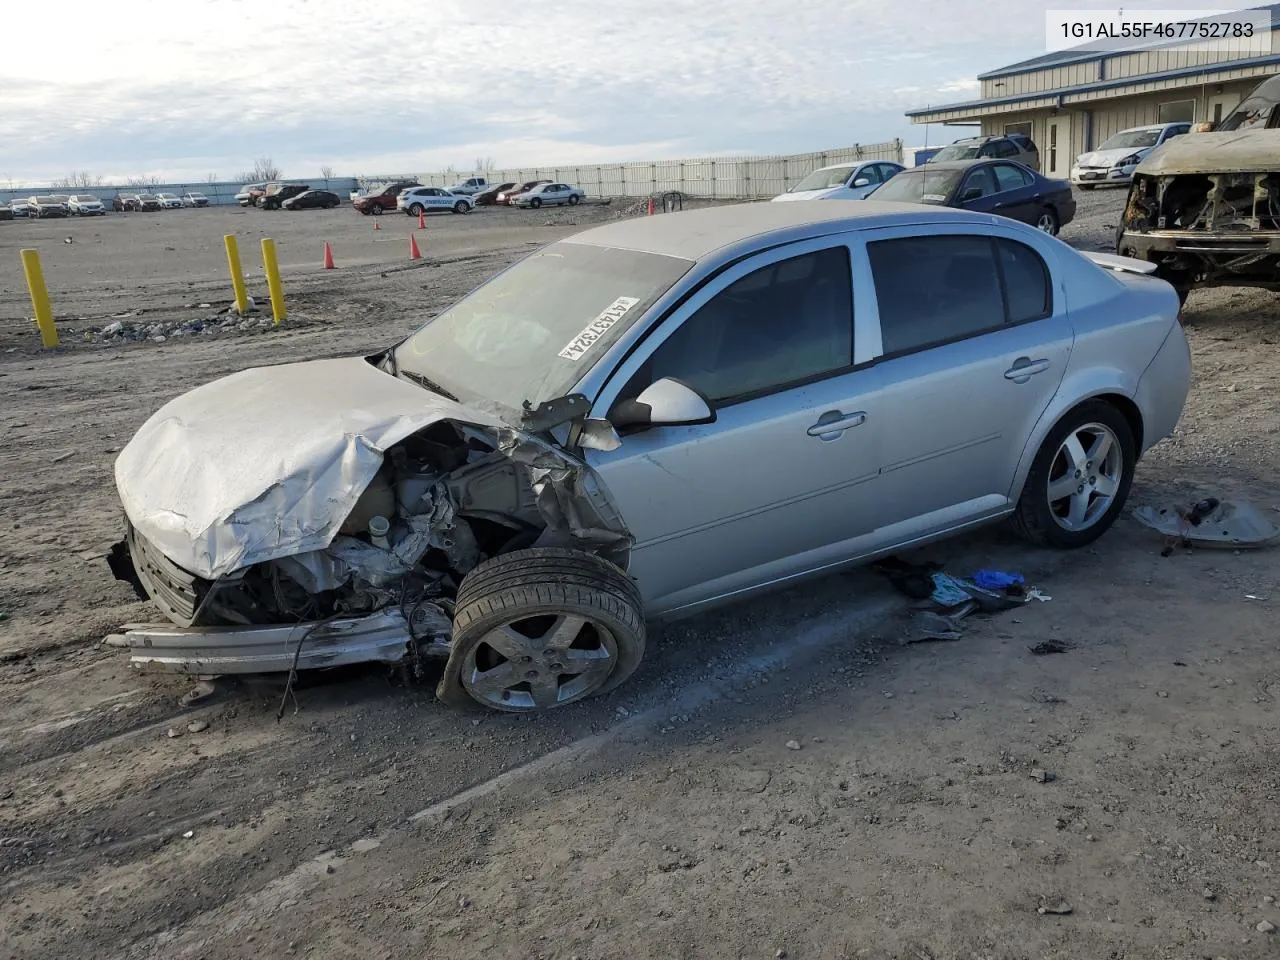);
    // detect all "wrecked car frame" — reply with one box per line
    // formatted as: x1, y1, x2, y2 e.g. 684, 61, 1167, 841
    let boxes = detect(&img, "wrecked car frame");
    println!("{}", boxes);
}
1115, 130, 1280, 301
107, 202, 1191, 712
